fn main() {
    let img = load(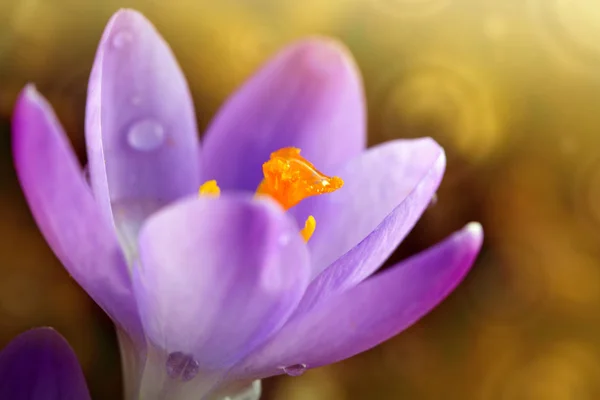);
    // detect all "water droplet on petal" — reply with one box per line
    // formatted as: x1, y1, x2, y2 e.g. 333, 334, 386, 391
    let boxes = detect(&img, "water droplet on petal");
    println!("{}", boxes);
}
182, 359, 200, 381
166, 352, 186, 378
112, 31, 132, 48
282, 363, 307, 377
127, 119, 165, 151
166, 351, 200, 382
